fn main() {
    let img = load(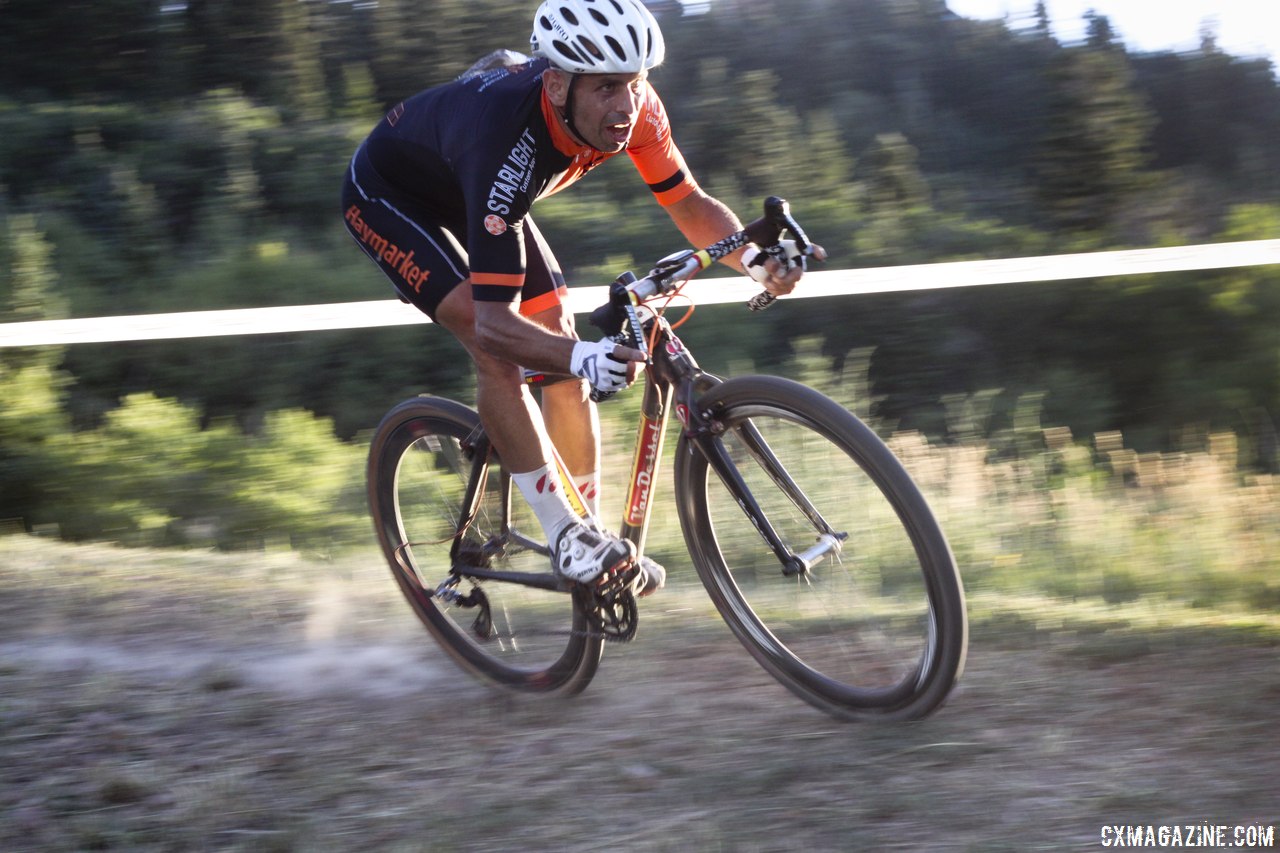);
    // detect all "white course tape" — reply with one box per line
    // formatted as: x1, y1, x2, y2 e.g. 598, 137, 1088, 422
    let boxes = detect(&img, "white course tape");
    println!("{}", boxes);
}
2, 240, 1277, 347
